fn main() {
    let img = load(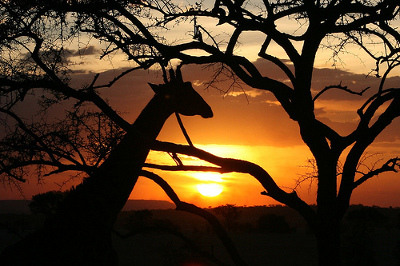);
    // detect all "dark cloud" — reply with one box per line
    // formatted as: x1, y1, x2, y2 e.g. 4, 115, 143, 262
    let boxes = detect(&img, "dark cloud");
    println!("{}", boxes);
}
248, 58, 400, 102
311, 68, 400, 101
61, 45, 102, 60
73, 45, 102, 56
